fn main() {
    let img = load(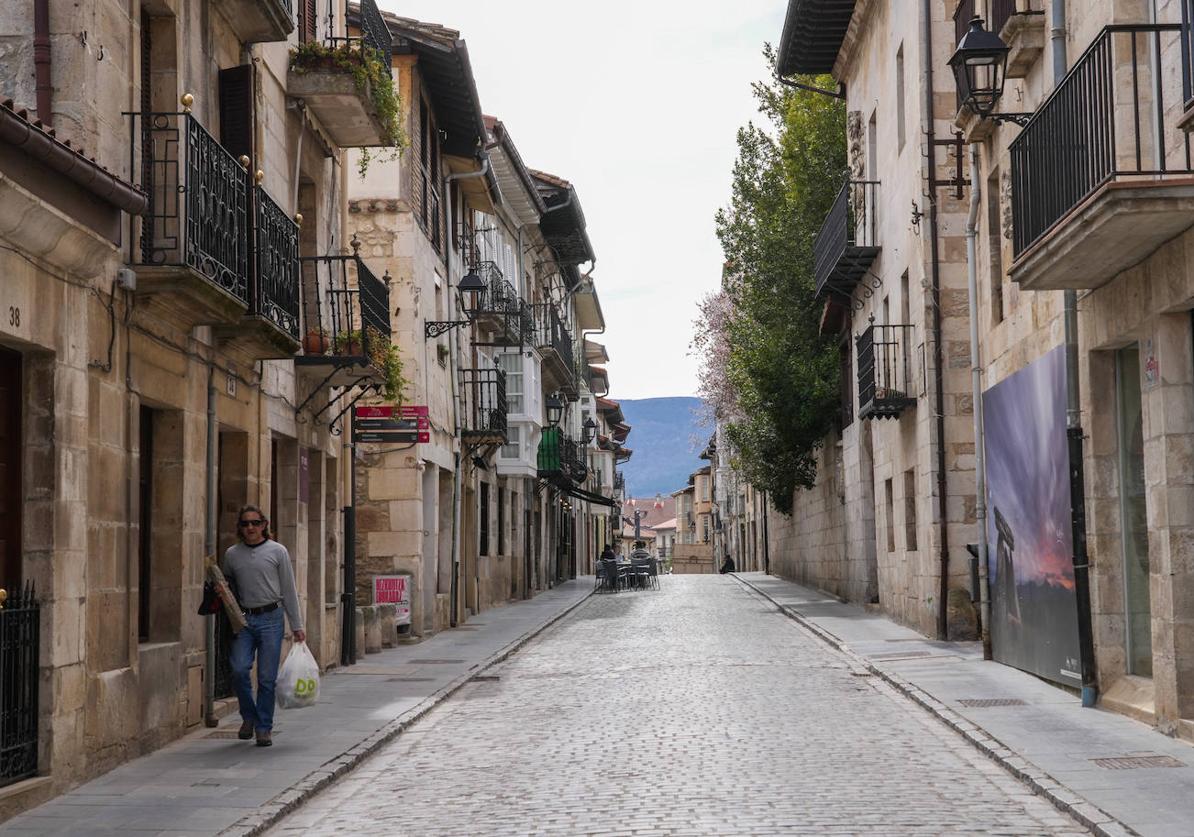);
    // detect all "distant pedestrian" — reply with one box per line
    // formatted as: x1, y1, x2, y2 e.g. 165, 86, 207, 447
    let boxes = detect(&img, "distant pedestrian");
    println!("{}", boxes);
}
600, 544, 615, 563
719, 554, 737, 574
221, 504, 305, 747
